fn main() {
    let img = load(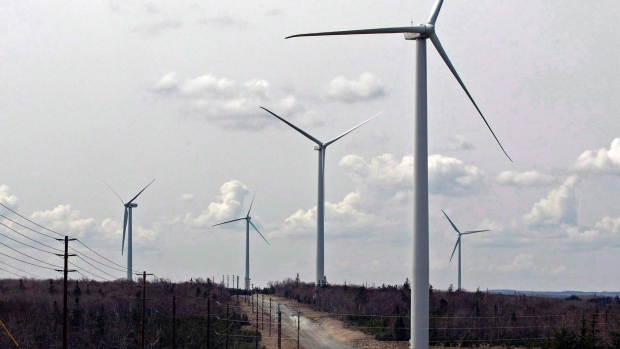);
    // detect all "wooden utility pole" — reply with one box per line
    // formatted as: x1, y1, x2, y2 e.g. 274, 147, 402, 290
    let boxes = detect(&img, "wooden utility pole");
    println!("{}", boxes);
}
55, 236, 76, 349
297, 309, 300, 349
225, 304, 229, 349
136, 271, 153, 349
0, 319, 21, 348
269, 298, 272, 337
277, 304, 281, 349
206, 298, 211, 349
172, 295, 176, 349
